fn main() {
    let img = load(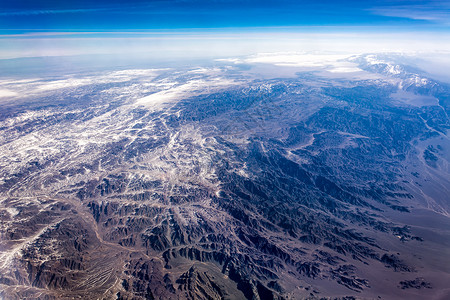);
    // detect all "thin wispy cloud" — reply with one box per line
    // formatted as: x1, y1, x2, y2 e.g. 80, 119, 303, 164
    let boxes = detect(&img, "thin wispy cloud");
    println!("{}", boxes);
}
0, 8, 108, 16
370, 2, 450, 24
0, 0, 195, 17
